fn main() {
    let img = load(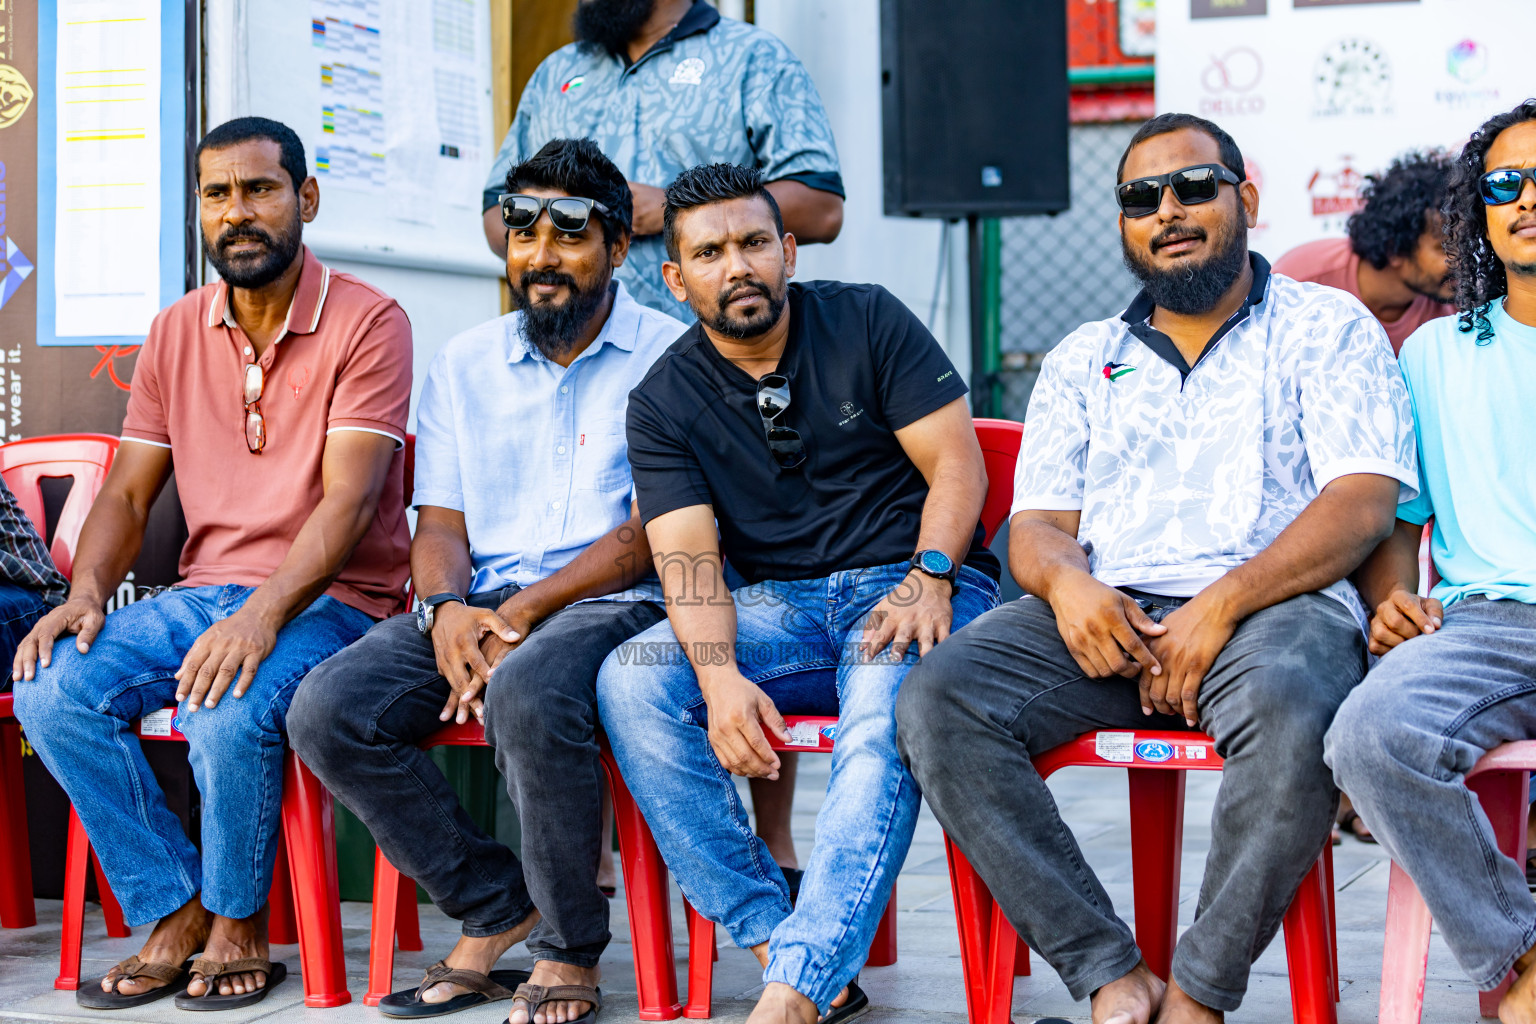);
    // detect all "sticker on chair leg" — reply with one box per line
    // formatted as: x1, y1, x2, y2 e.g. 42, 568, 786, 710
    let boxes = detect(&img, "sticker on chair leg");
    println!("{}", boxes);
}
785, 721, 823, 746
1095, 731, 1134, 763
1134, 740, 1174, 763
140, 708, 174, 736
